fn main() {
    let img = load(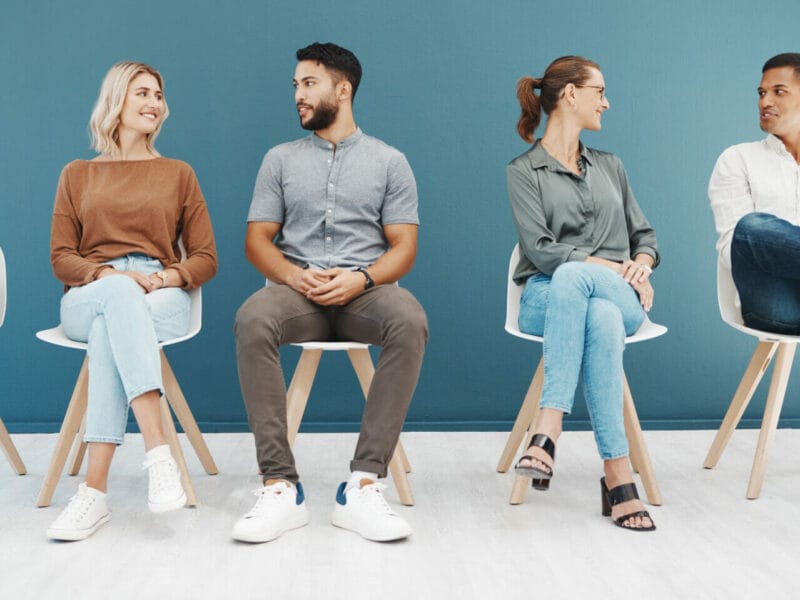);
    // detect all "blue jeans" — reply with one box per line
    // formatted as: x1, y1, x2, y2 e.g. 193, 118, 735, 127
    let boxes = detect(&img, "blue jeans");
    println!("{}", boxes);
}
519, 262, 645, 459
60, 255, 191, 444
732, 212, 800, 335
